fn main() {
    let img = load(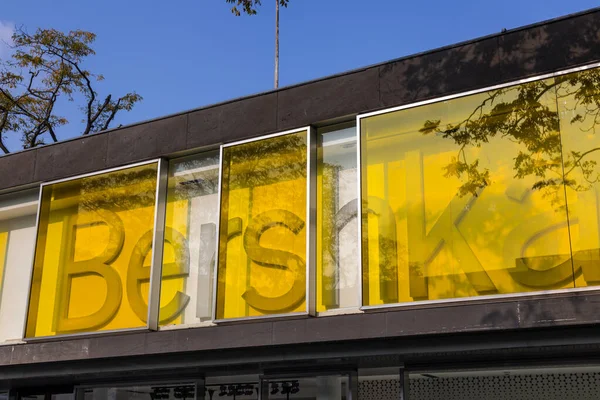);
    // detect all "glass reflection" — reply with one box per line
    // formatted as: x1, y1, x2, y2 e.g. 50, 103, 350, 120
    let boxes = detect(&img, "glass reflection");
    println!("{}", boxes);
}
557, 69, 600, 288
360, 67, 600, 306
264, 376, 350, 399
26, 163, 159, 337
317, 124, 359, 312
19, 393, 73, 400
160, 151, 220, 327
83, 385, 195, 400
205, 376, 259, 400
206, 383, 258, 399
216, 131, 308, 320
